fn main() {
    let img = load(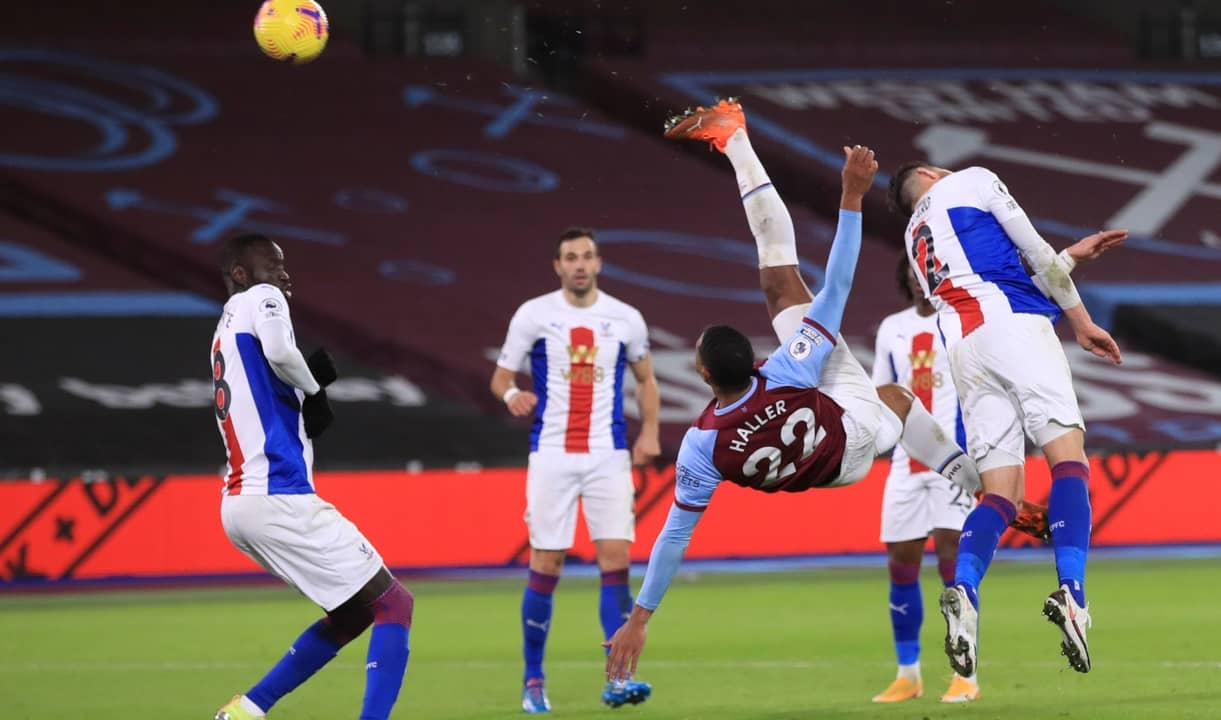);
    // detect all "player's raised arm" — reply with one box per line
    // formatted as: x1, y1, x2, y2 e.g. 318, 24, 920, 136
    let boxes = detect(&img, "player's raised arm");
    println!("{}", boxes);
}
1030, 229, 1127, 299
803, 145, 876, 335
981, 172, 1123, 364
756, 146, 876, 390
